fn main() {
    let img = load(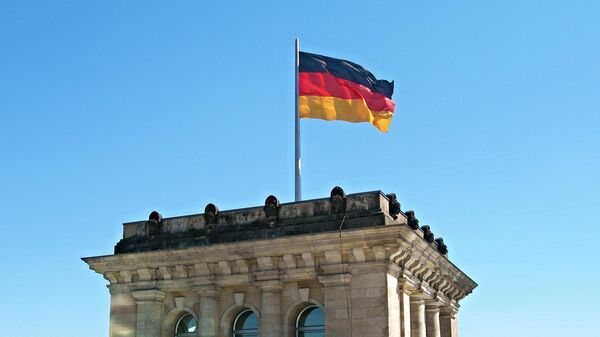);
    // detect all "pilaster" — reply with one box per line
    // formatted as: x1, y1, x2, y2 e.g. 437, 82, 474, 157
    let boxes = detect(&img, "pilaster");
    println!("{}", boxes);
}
258, 280, 284, 337
197, 287, 221, 337
439, 306, 459, 337
318, 273, 352, 337
132, 289, 166, 337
